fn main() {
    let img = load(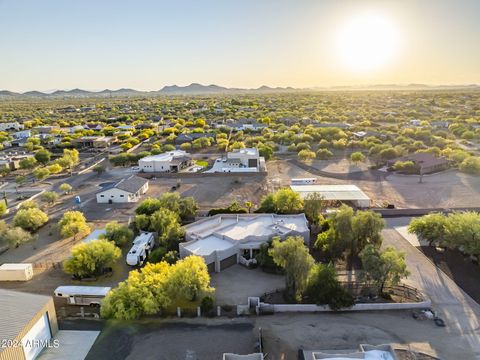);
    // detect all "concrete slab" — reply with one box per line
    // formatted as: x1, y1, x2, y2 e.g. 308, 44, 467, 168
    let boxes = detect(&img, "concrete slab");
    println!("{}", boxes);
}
38, 330, 100, 360
211, 264, 284, 305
